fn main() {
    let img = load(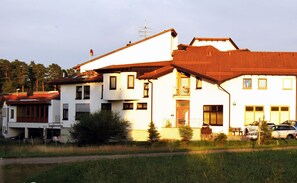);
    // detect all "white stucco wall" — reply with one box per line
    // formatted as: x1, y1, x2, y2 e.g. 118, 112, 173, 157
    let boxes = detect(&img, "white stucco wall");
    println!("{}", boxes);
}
222, 75, 296, 128
190, 77, 230, 134
191, 39, 237, 51
49, 99, 60, 123
152, 72, 176, 129
80, 31, 178, 72
103, 72, 142, 100
60, 82, 102, 128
